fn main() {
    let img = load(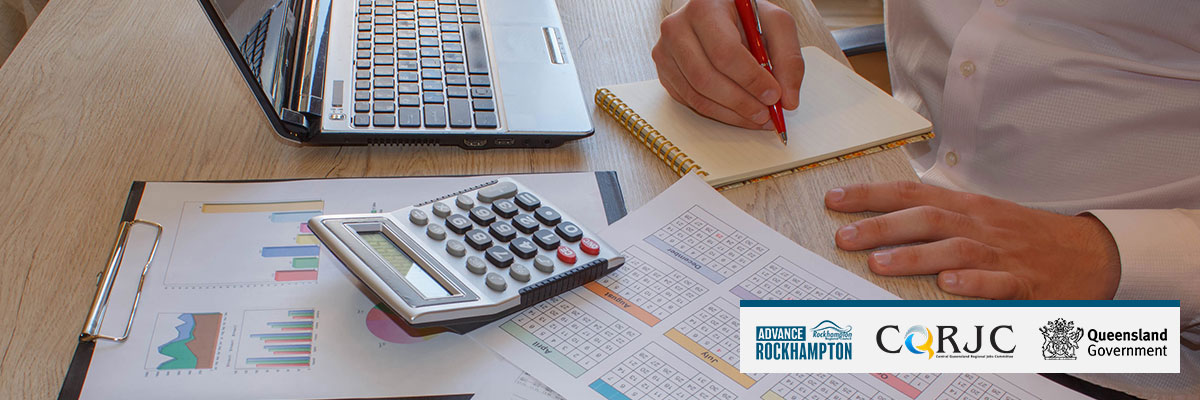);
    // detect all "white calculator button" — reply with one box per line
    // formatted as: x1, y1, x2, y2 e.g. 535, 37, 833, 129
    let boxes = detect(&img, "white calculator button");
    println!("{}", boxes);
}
534, 255, 555, 273
409, 209, 429, 226
456, 194, 475, 210
476, 181, 518, 203
446, 240, 467, 257
466, 256, 487, 274
485, 272, 507, 291
509, 264, 531, 282
426, 223, 447, 240
431, 202, 452, 218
